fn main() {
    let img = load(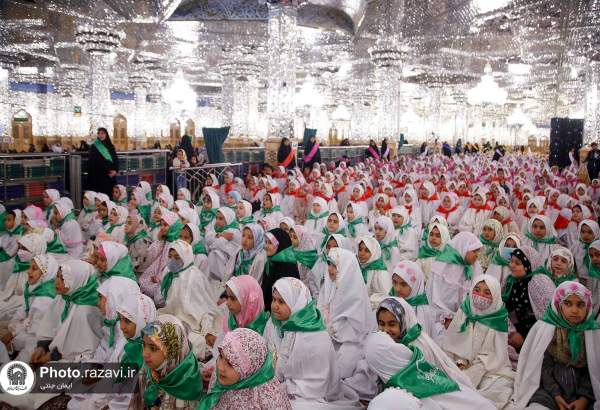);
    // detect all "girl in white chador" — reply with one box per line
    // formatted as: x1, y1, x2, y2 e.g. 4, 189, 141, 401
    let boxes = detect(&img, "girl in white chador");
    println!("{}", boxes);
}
443, 275, 515, 408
